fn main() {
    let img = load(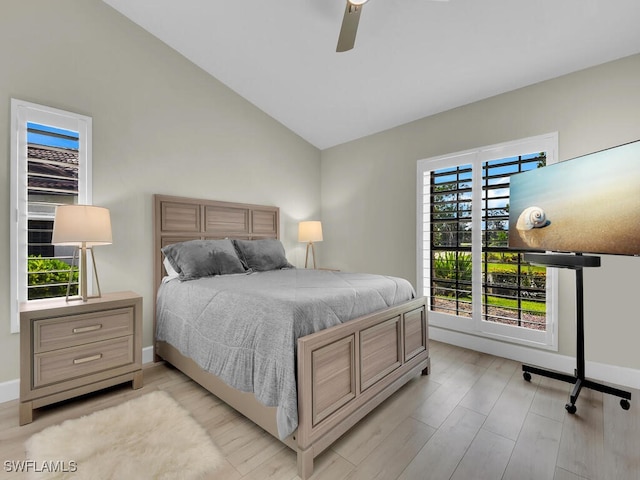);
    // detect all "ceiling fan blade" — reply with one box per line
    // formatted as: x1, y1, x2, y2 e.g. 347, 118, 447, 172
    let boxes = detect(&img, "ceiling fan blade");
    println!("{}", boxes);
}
336, 3, 362, 52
